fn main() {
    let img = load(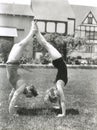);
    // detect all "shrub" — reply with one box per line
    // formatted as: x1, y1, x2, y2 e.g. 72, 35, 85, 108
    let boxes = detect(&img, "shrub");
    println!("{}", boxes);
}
0, 38, 13, 63
33, 33, 87, 64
